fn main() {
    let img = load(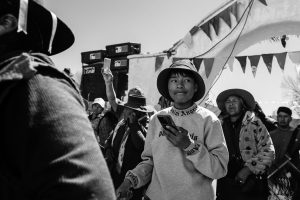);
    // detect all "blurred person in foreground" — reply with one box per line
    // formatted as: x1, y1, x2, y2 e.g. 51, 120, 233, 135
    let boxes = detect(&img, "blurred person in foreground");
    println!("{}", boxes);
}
0, 0, 115, 199
116, 59, 229, 200
216, 89, 275, 200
